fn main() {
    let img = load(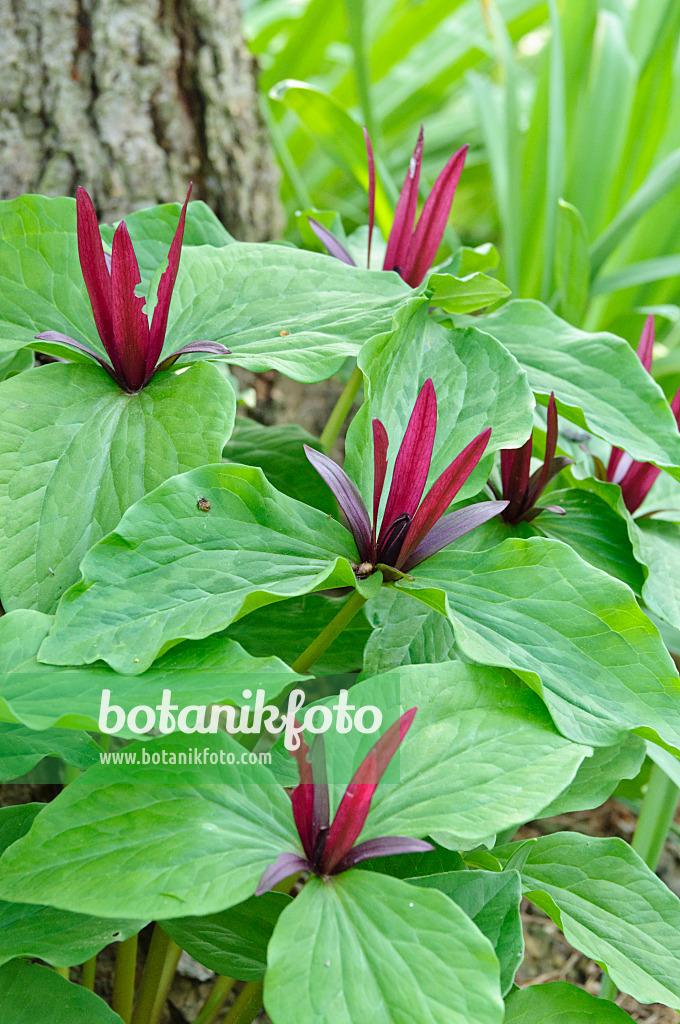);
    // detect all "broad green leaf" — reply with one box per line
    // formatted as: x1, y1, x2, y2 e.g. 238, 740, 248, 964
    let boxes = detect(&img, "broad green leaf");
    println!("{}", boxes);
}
0, 732, 299, 920
0, 349, 32, 382
0, 610, 303, 733
345, 299, 534, 507
496, 831, 680, 1006
555, 199, 589, 324
411, 869, 523, 995
100, 199, 233, 288
459, 243, 500, 275
536, 735, 647, 818
0, 960, 125, 1023
468, 300, 680, 473
38, 464, 369, 674
228, 593, 371, 677
396, 536, 680, 750
0, 723, 100, 781
272, 663, 591, 847
264, 871, 503, 1024
0, 360, 235, 613
428, 272, 511, 313
161, 892, 291, 981
361, 588, 456, 677
0, 804, 144, 969
223, 418, 337, 515
164, 242, 413, 383
504, 981, 634, 1023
